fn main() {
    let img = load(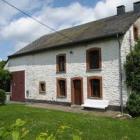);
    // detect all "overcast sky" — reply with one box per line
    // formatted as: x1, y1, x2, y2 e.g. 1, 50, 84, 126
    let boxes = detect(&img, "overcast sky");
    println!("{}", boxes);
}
0, 0, 139, 60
